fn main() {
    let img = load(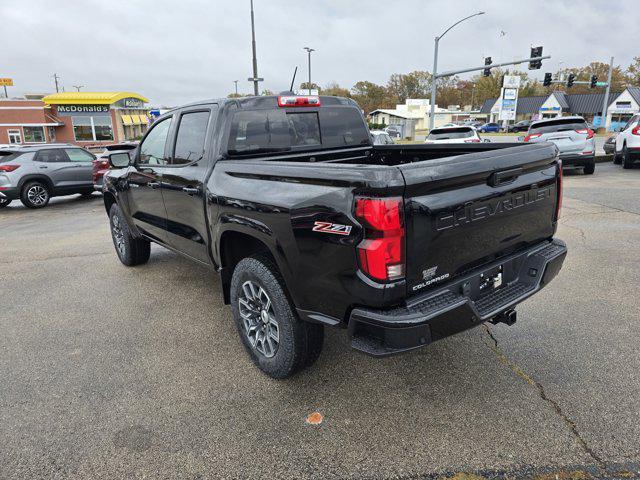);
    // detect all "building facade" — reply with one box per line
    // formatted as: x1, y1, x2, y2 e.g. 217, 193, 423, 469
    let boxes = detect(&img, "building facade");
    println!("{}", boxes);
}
0, 91, 150, 147
479, 86, 640, 131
